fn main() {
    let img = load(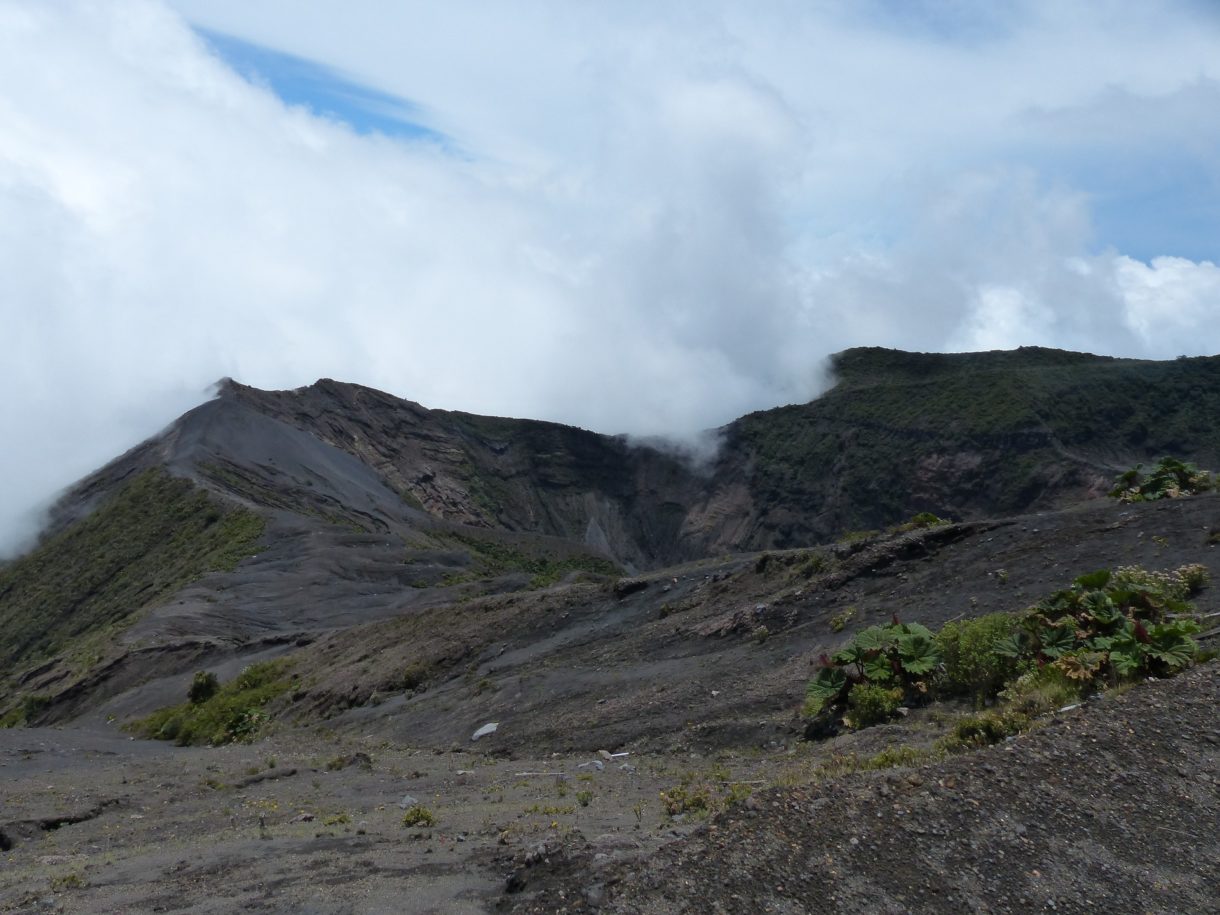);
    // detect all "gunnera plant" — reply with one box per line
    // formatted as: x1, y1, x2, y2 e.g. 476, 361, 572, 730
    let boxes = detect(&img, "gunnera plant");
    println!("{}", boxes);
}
1109, 456, 1213, 503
